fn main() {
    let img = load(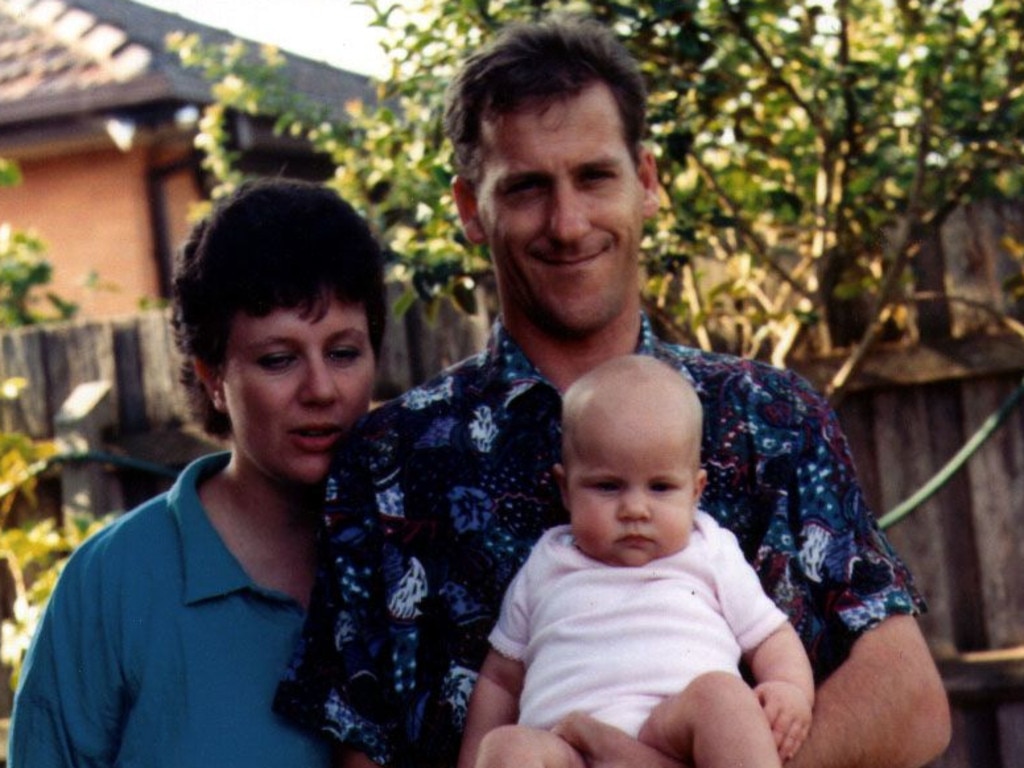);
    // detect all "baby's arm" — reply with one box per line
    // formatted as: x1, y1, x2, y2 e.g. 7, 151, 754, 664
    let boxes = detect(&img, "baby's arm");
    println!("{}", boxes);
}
745, 622, 815, 761
457, 649, 526, 768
